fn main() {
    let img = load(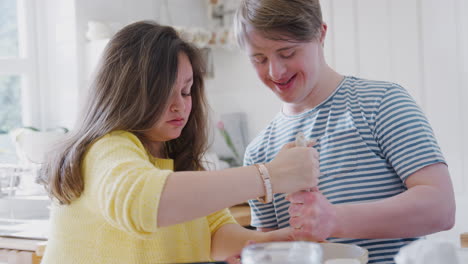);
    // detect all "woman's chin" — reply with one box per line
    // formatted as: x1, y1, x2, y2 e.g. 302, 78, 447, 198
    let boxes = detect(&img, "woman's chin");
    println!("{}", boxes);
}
166, 133, 182, 141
